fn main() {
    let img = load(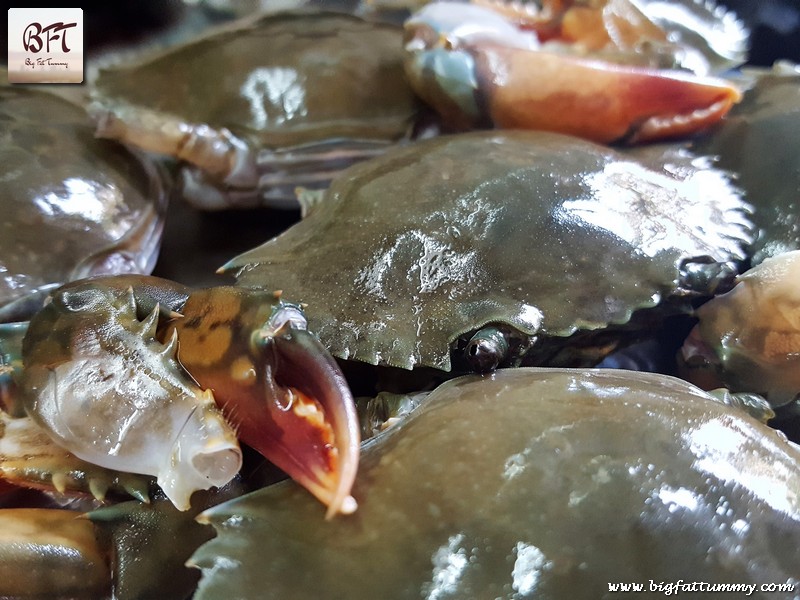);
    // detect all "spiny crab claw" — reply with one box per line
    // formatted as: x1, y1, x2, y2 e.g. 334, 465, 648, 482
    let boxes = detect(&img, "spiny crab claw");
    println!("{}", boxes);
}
169, 288, 360, 518
403, 1, 743, 144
